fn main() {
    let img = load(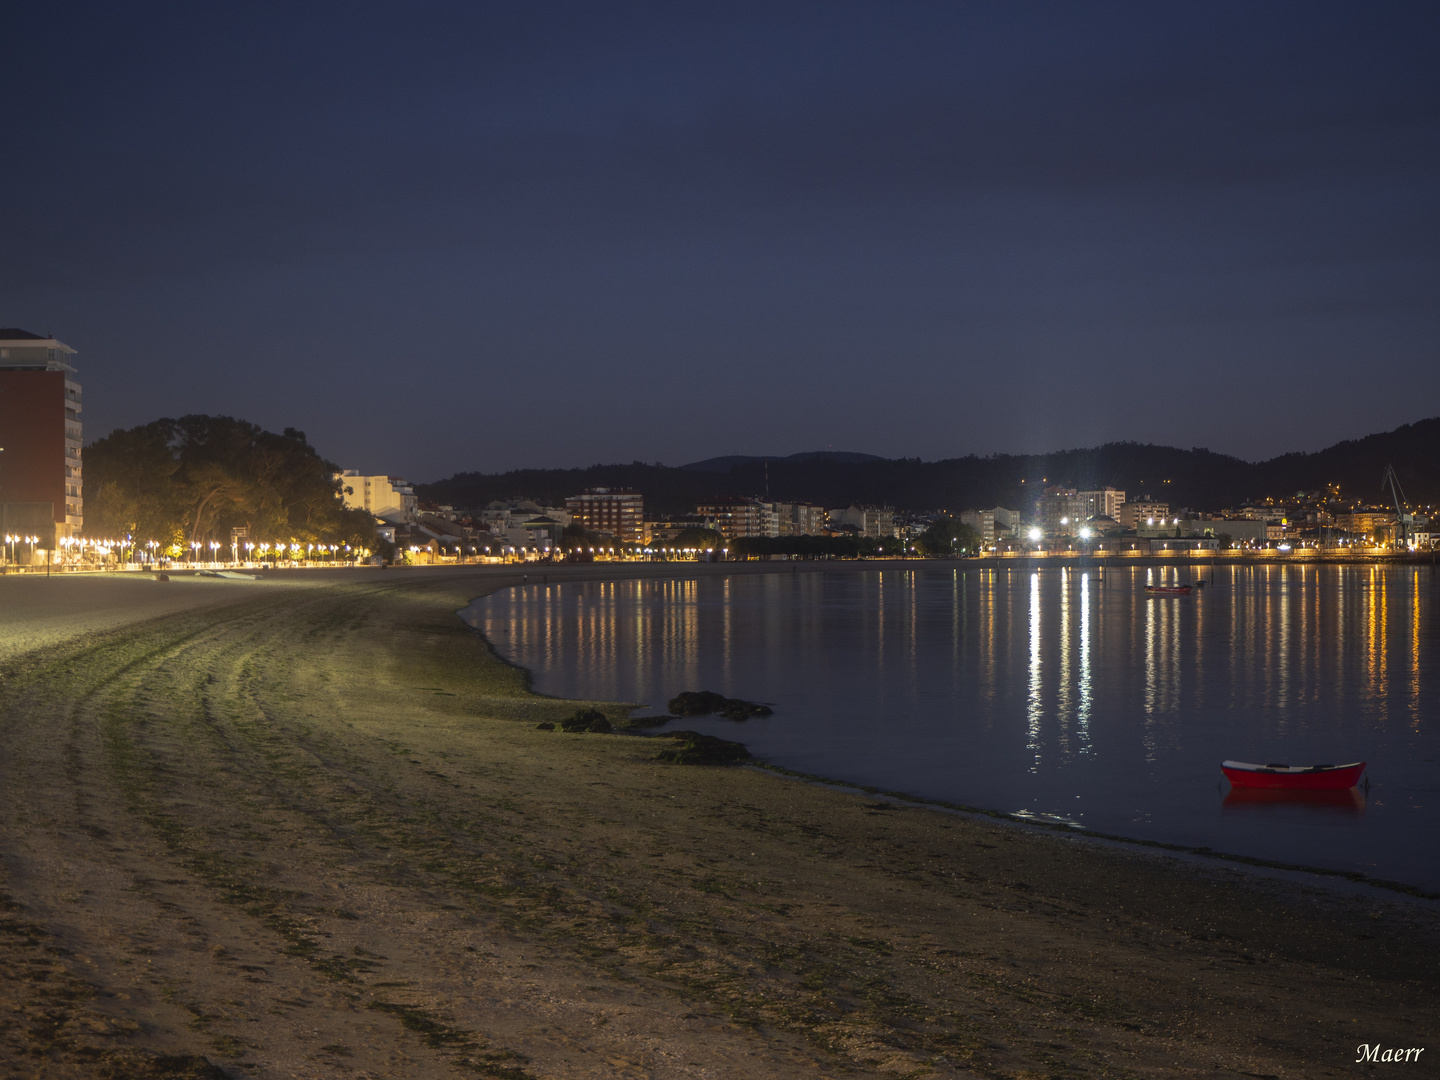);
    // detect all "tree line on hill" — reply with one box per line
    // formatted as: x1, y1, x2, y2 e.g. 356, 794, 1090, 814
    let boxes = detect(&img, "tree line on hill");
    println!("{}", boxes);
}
729, 519, 983, 558
84, 415, 377, 552
417, 417, 1440, 517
